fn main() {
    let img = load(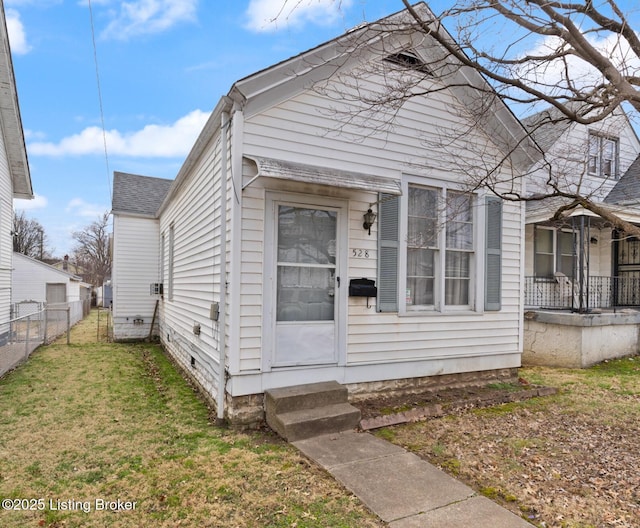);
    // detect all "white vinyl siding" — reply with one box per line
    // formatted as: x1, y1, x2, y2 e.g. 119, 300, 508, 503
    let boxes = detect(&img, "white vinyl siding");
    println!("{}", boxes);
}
111, 215, 161, 323
238, 69, 524, 377
167, 224, 174, 301
157, 126, 226, 398
0, 134, 11, 325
